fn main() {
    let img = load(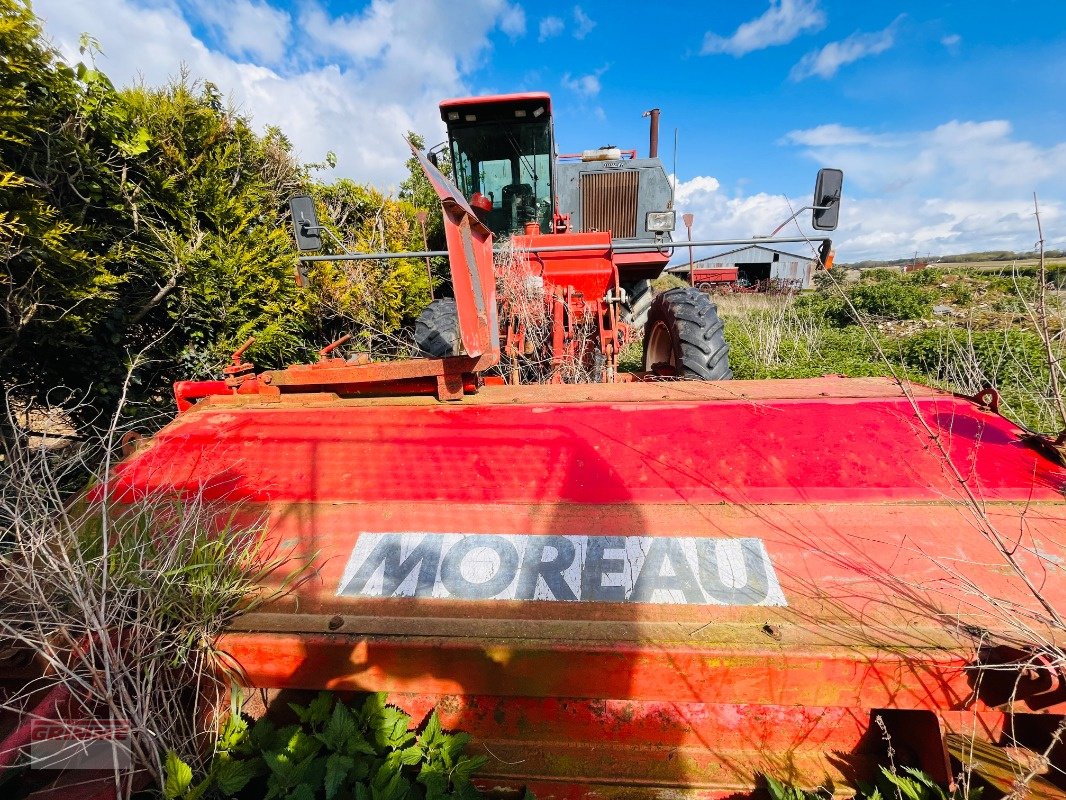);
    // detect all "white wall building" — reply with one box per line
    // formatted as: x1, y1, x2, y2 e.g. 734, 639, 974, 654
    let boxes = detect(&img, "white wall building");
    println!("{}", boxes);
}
669, 244, 817, 290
